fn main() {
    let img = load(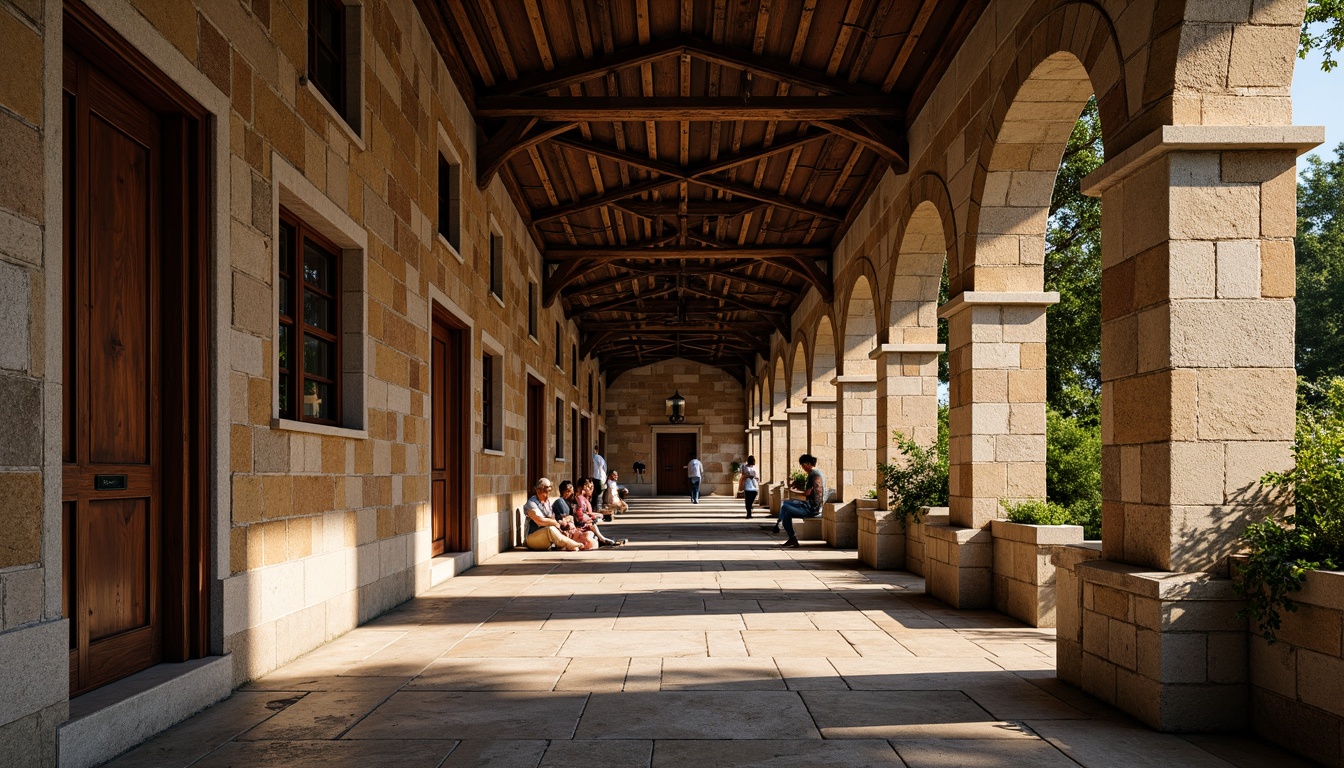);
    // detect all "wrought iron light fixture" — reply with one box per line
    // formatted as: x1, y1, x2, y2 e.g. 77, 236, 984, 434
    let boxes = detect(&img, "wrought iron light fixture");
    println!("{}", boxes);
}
666, 391, 686, 424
